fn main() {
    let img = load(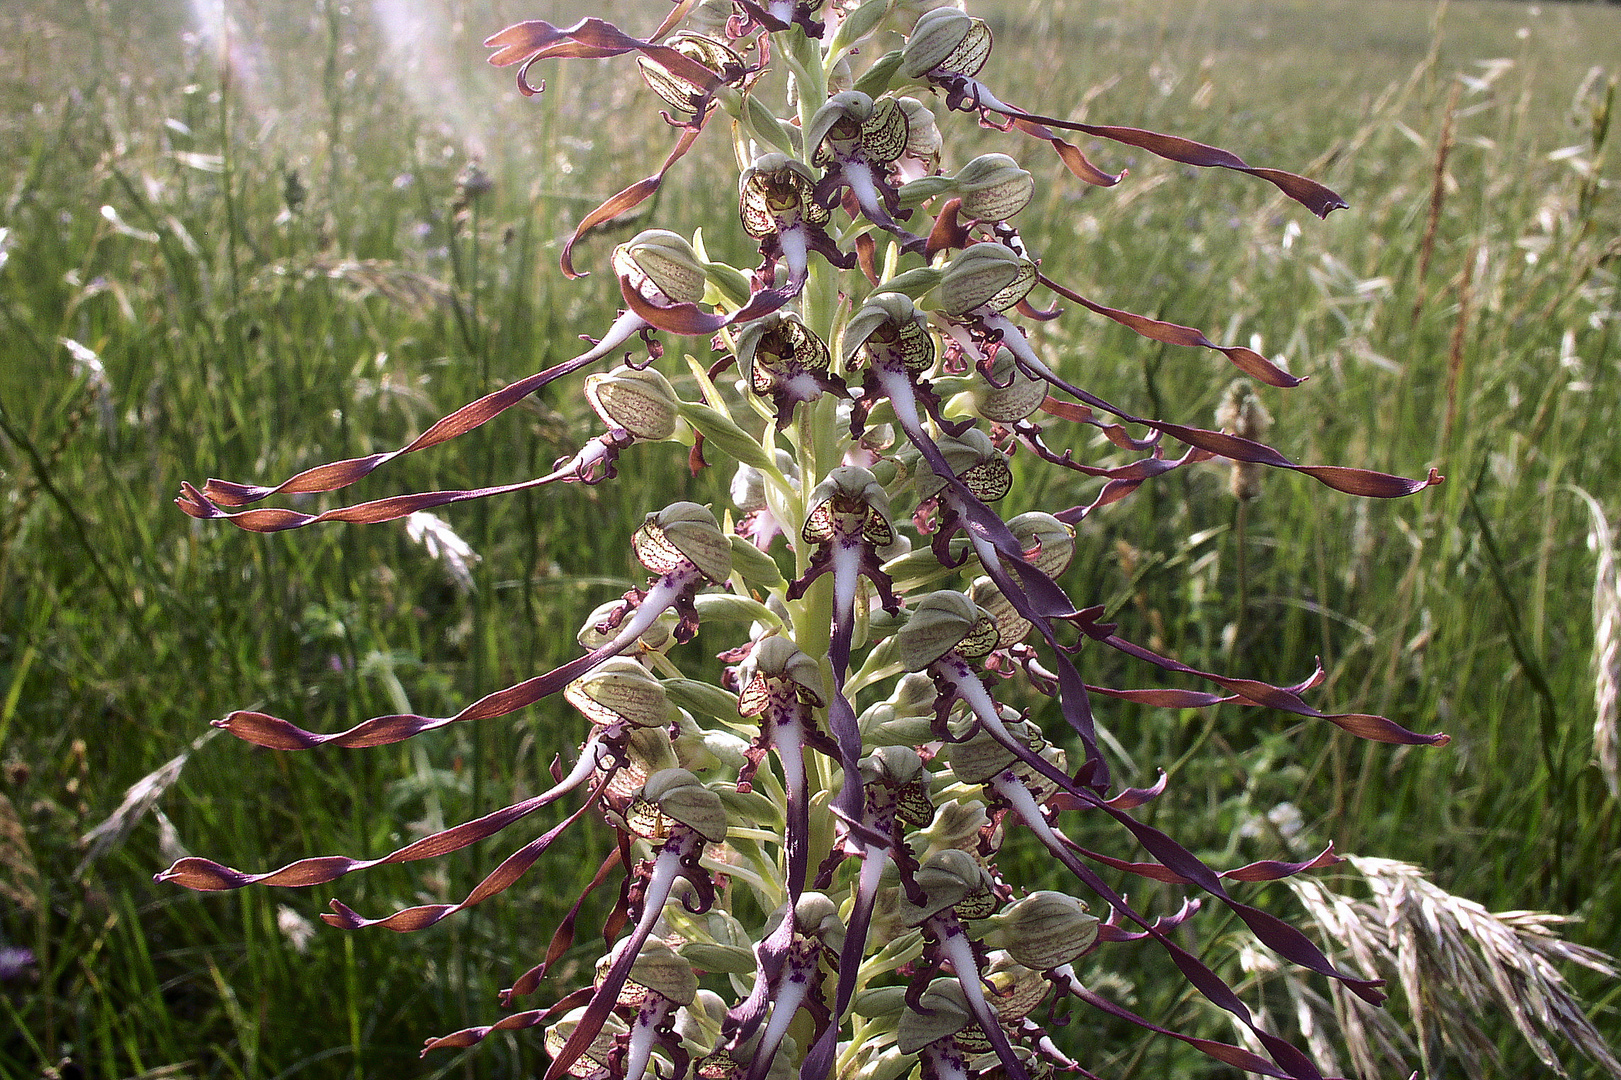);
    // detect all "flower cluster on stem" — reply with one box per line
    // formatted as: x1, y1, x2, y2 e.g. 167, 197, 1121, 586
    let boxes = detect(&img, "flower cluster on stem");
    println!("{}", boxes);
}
159, 2, 1448, 1078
